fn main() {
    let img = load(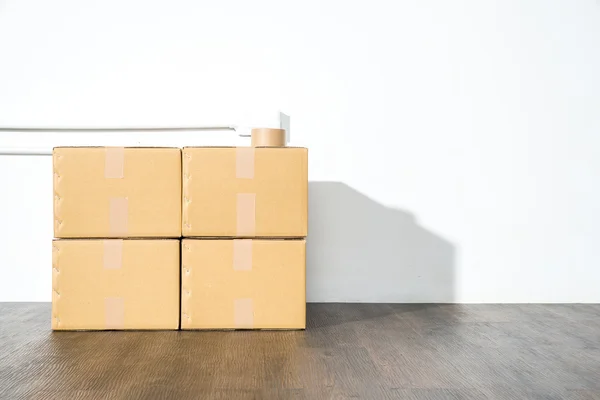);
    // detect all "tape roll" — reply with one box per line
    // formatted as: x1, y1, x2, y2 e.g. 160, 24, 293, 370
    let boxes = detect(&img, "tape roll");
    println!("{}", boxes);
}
251, 128, 286, 147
